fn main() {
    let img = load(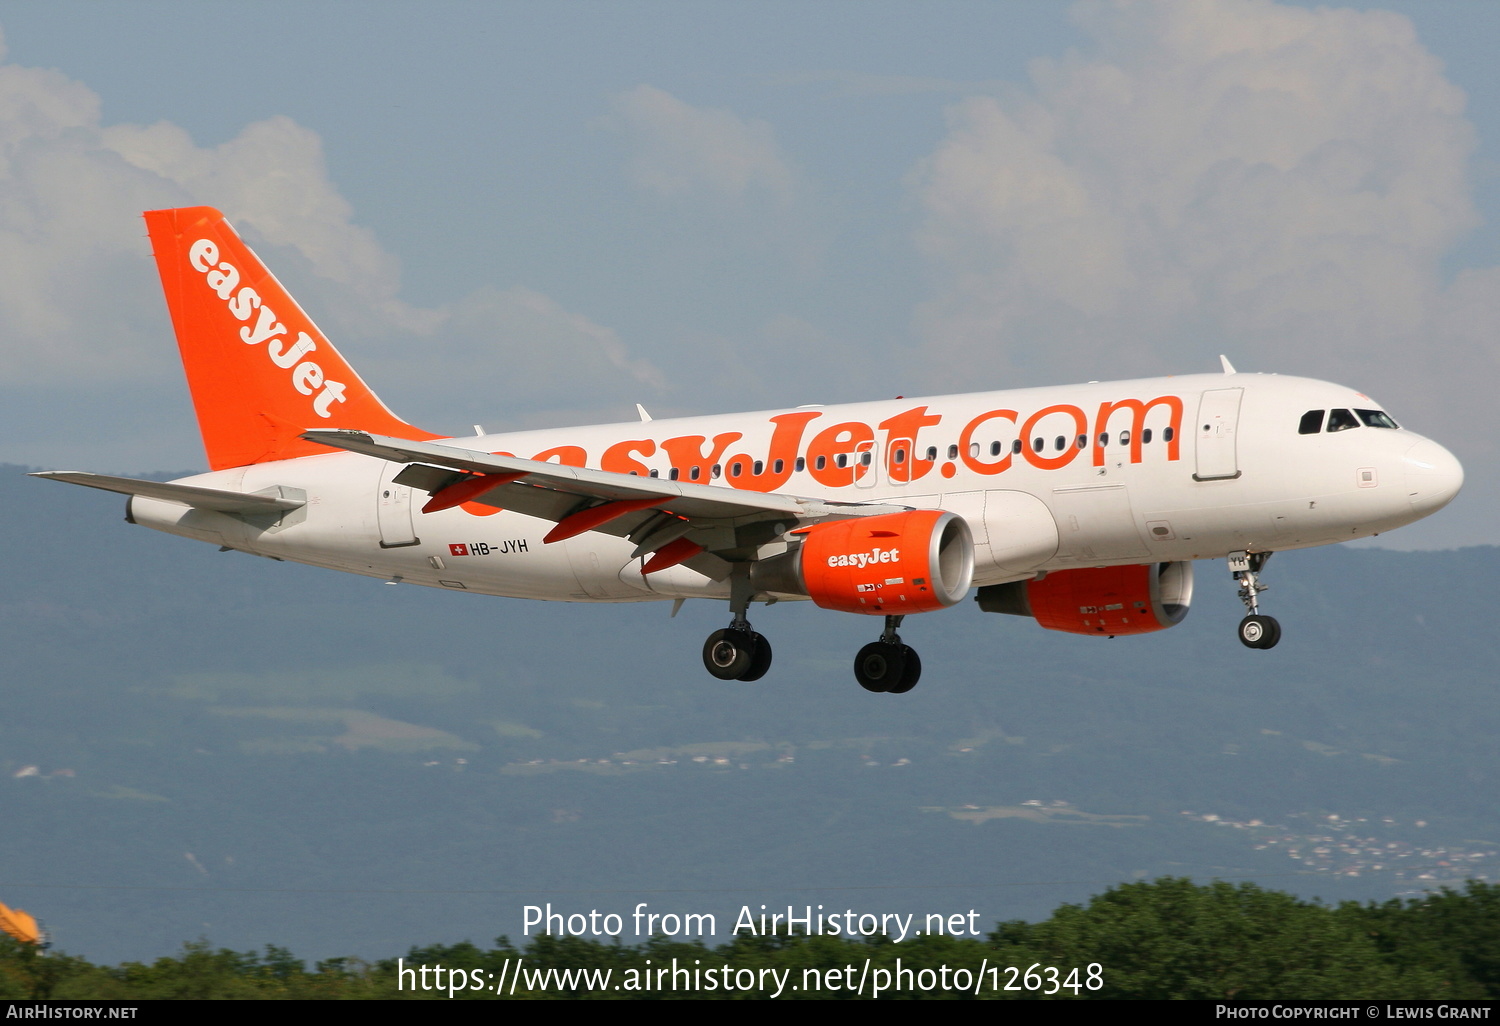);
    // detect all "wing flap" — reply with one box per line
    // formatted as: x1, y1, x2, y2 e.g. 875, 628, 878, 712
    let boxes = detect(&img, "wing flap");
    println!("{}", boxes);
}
301, 430, 914, 562
304, 430, 810, 519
